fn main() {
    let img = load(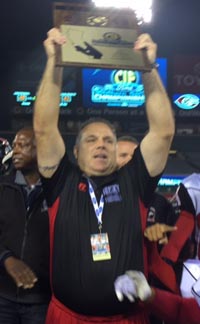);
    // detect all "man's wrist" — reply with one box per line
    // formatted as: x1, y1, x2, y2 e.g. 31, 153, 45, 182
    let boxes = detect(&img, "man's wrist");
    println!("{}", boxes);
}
0, 251, 14, 267
143, 287, 155, 303
150, 62, 159, 70
142, 62, 159, 74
